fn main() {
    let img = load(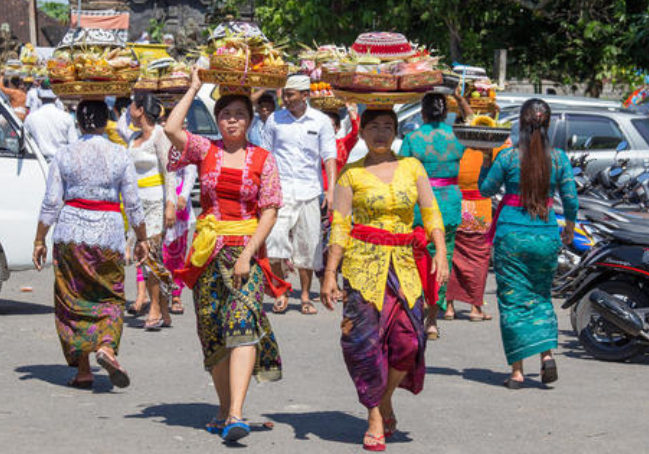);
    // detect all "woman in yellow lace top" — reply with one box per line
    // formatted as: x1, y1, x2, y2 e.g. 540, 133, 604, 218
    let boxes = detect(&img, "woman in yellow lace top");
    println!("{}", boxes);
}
321, 109, 448, 451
